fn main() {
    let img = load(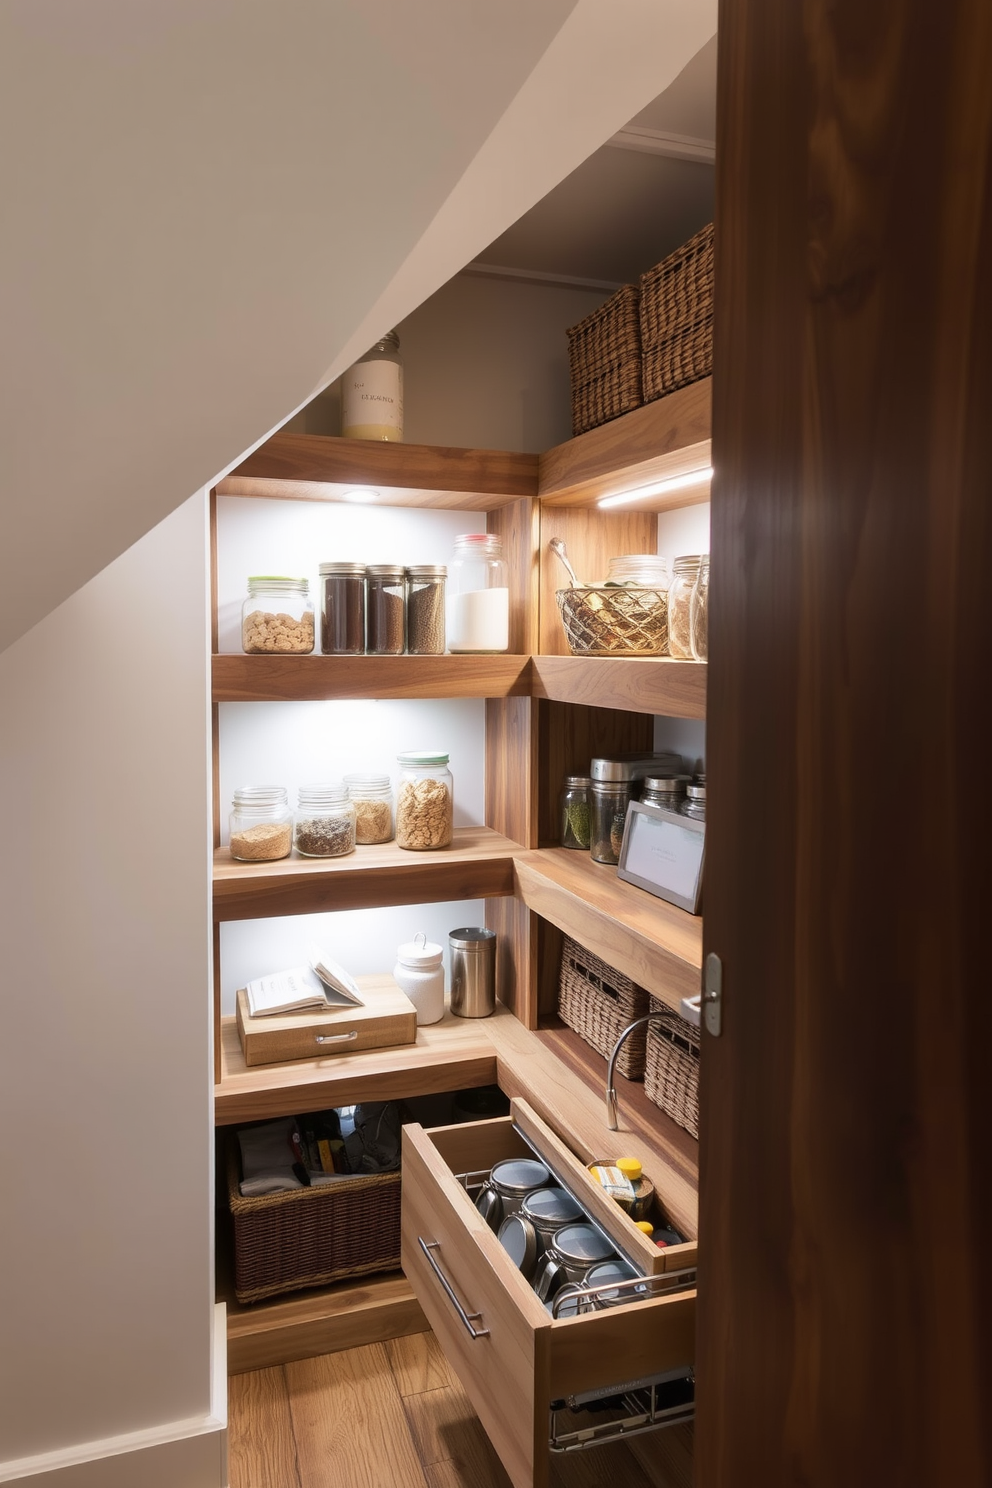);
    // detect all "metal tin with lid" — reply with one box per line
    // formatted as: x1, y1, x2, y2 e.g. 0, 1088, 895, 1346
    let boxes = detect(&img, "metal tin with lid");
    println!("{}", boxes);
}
589, 752, 682, 784
532, 1222, 617, 1302
475, 1157, 551, 1230
498, 1214, 539, 1279
520, 1186, 584, 1254
585, 1258, 645, 1308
